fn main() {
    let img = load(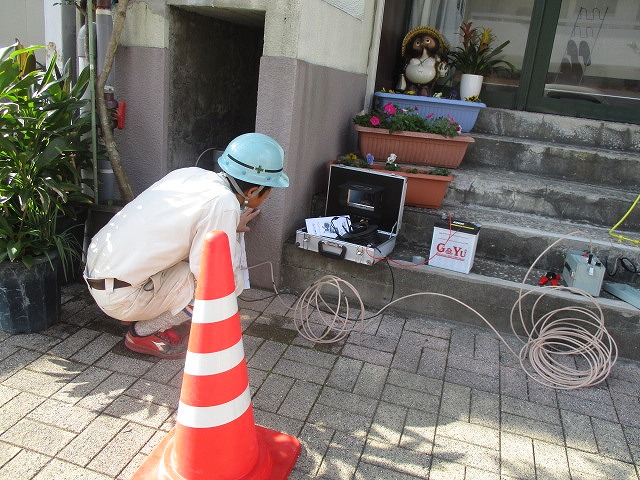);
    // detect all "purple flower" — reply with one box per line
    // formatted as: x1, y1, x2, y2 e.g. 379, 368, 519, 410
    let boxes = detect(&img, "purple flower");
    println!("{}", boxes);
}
366, 153, 374, 165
